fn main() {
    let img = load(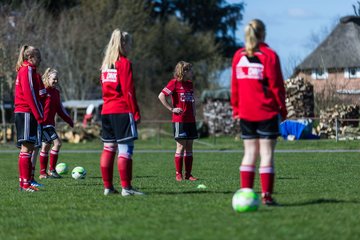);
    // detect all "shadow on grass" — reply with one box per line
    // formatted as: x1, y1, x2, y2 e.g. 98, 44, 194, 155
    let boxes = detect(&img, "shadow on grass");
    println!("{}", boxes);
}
151, 190, 234, 195
281, 198, 360, 207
